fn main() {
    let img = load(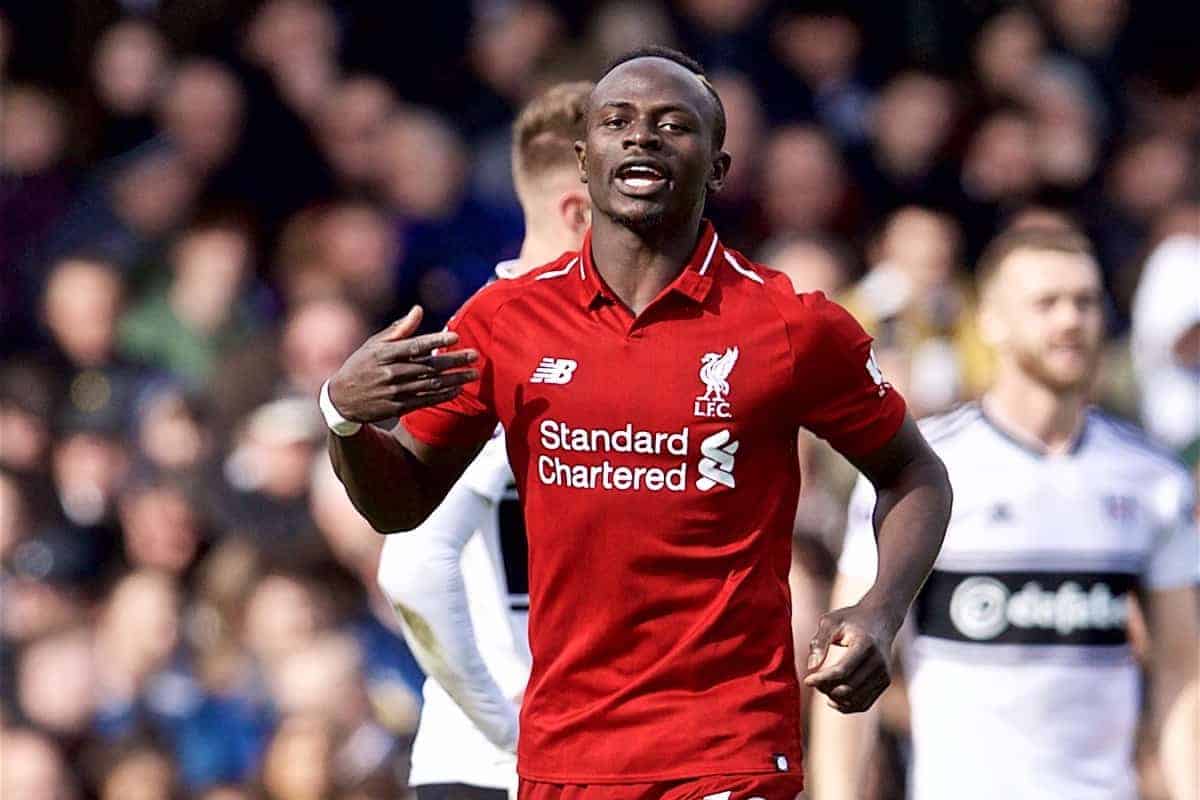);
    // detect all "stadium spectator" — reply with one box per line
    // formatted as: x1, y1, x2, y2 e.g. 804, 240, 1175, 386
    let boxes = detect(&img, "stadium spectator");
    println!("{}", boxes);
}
215, 398, 323, 550
92, 735, 179, 800
13, 626, 96, 754
0, 85, 72, 284
842, 206, 991, 414
756, 234, 854, 296
959, 109, 1040, 259
242, 0, 340, 121
259, 713, 337, 800
316, 203, 401, 321
761, 124, 850, 238
158, 59, 246, 178
0, 727, 78, 800
91, 570, 183, 737
1132, 233, 1200, 454
315, 76, 398, 192
86, 19, 169, 162
211, 296, 369, 437
0, 362, 56, 476
770, 8, 870, 143
971, 8, 1046, 104
116, 472, 207, 576
120, 218, 260, 386
851, 70, 959, 223
705, 70, 769, 248
133, 385, 214, 473
586, 0, 677, 68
